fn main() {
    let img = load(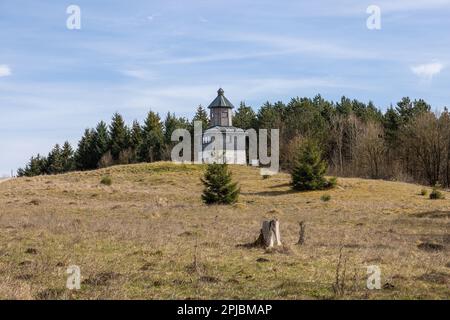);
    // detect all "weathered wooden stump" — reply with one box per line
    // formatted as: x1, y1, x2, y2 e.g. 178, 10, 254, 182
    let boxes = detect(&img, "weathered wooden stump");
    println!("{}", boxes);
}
254, 219, 282, 248
297, 221, 306, 245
